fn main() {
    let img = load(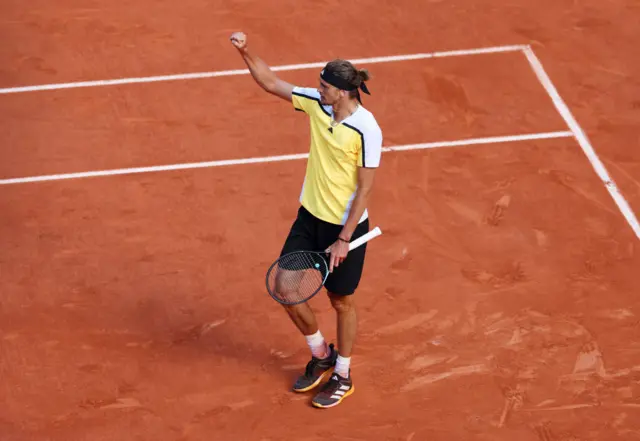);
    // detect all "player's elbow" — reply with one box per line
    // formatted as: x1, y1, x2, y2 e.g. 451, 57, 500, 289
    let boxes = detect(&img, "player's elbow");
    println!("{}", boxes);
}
259, 75, 282, 95
261, 79, 277, 94
254, 80, 273, 95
